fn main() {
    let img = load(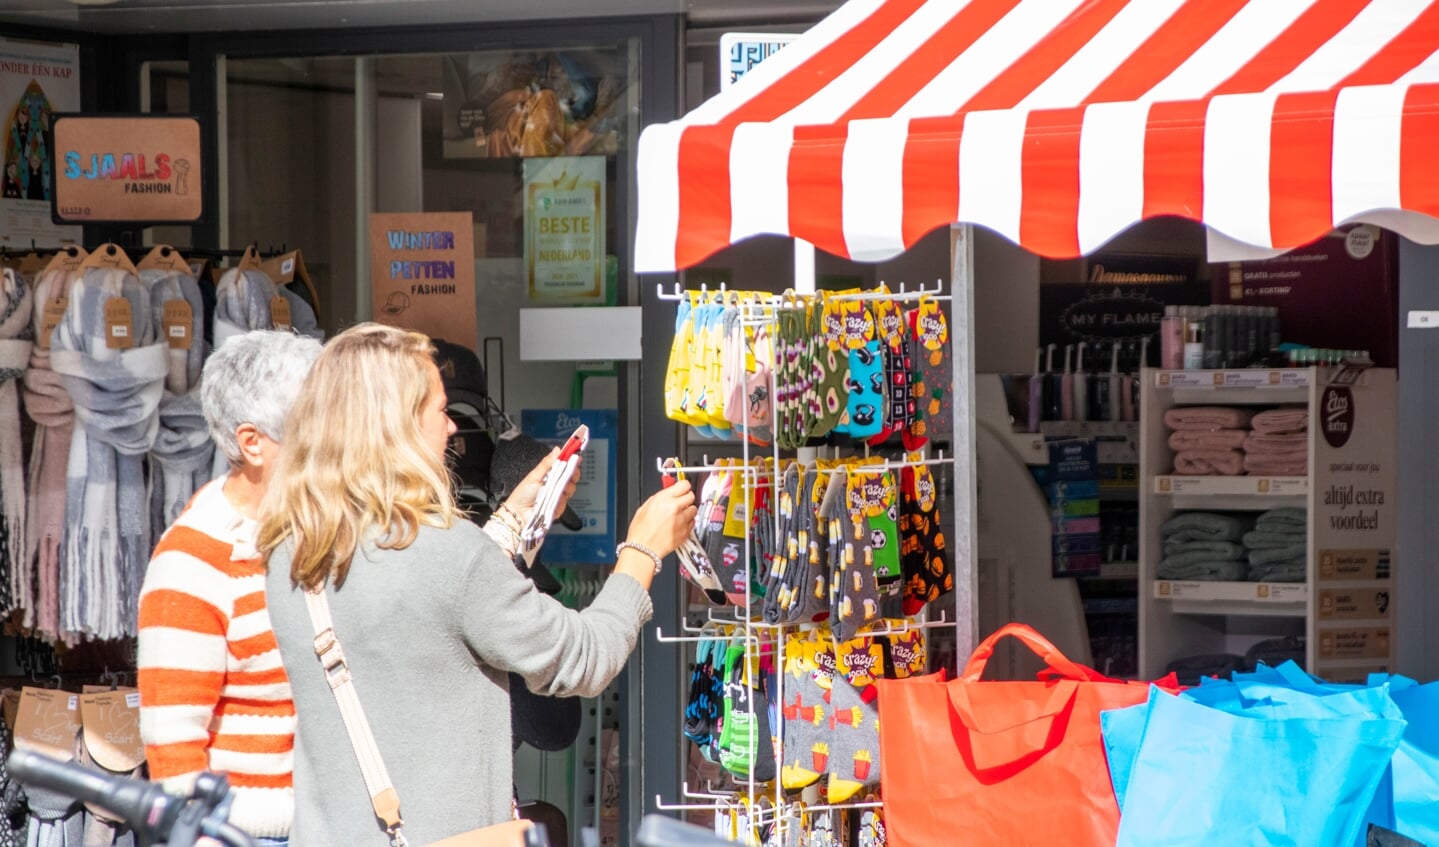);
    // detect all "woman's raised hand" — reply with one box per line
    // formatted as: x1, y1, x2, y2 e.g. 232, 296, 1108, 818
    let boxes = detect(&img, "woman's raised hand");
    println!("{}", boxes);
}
624, 481, 698, 559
